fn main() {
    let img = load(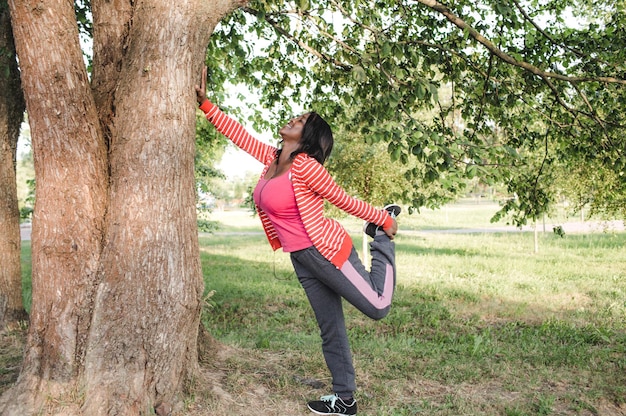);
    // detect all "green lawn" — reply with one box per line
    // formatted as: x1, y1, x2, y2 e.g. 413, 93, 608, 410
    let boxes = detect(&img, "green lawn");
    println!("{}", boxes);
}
10, 204, 626, 415
199, 206, 625, 415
